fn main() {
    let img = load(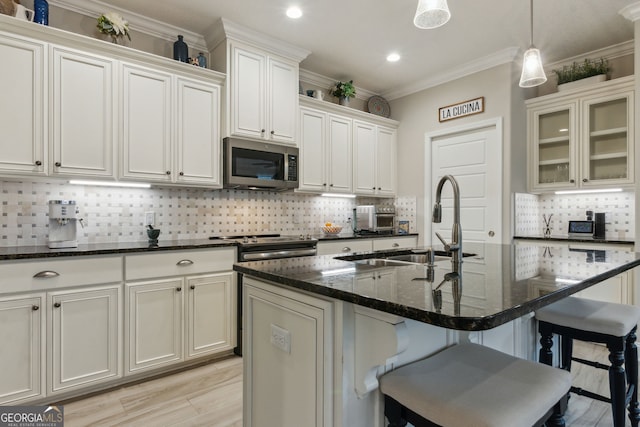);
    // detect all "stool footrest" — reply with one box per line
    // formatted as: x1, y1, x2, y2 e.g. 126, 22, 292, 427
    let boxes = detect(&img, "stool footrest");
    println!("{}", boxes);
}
570, 386, 611, 403
572, 356, 609, 370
